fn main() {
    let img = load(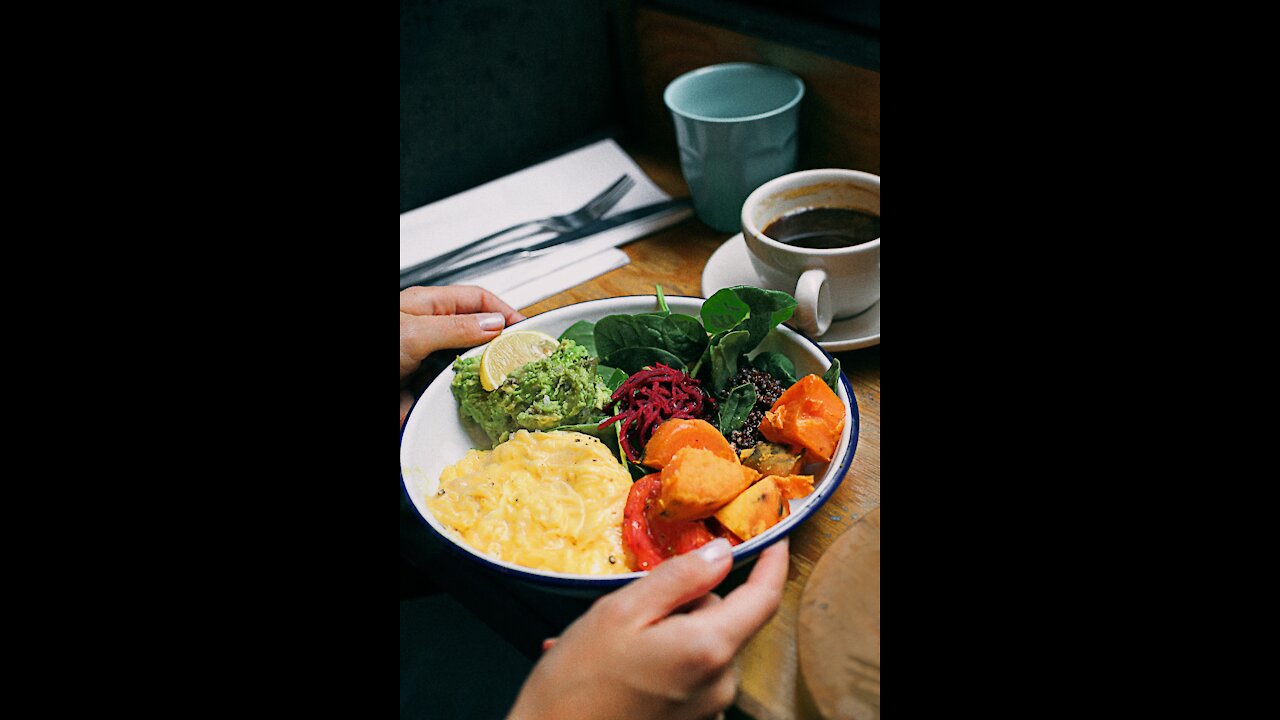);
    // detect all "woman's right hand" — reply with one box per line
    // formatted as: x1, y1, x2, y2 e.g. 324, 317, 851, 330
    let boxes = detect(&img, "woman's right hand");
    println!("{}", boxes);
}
507, 538, 789, 720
